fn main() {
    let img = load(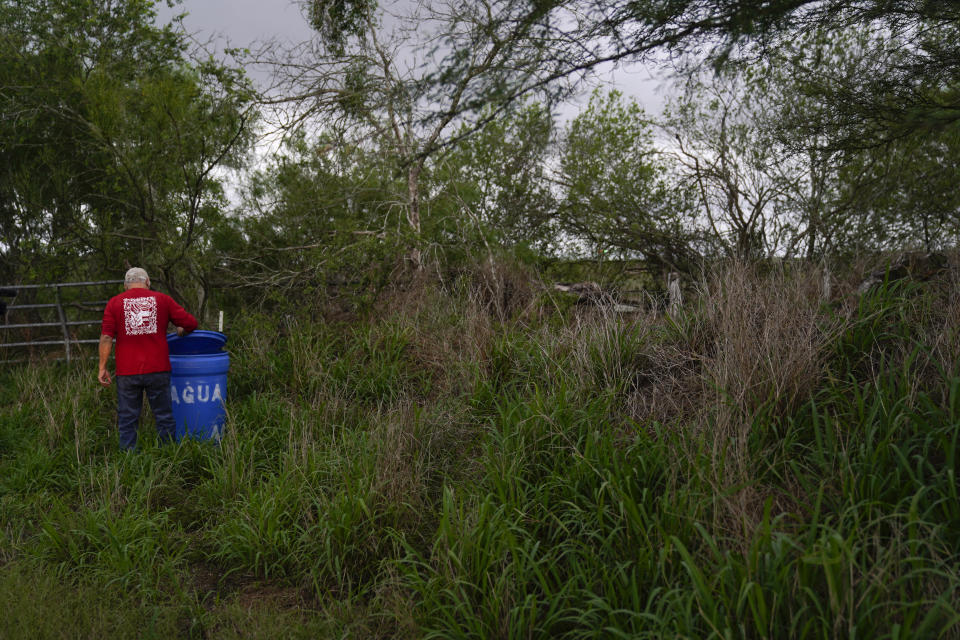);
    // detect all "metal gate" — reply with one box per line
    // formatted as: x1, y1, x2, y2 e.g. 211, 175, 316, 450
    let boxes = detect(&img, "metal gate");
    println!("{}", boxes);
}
0, 280, 124, 363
